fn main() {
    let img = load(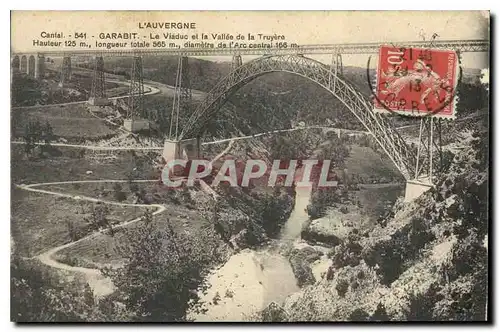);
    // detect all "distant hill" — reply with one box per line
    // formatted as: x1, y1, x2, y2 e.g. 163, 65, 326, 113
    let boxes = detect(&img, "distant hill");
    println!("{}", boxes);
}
78, 56, 230, 92
76, 56, 488, 139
